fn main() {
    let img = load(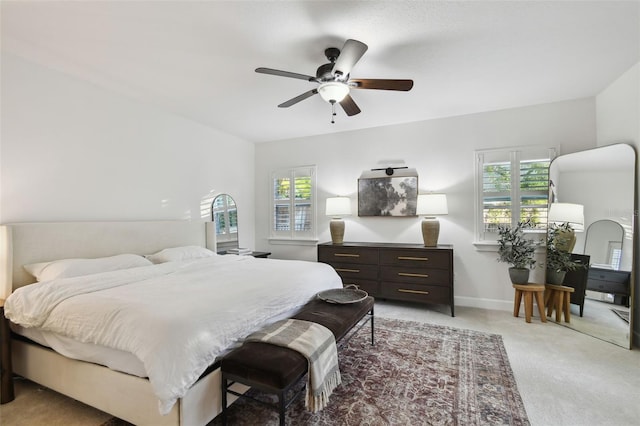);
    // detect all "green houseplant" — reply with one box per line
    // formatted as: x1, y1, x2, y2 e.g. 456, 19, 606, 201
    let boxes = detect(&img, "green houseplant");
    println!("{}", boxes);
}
497, 219, 539, 284
546, 222, 585, 284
